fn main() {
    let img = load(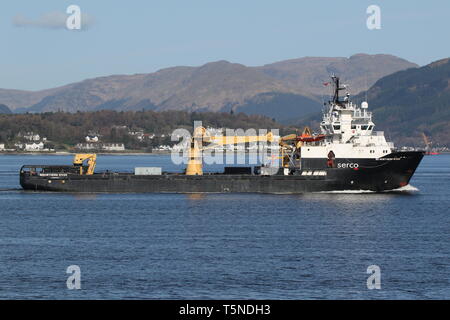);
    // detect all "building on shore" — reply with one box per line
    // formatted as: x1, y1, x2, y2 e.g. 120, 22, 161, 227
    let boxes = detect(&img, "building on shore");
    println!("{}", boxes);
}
76, 142, 125, 151
12, 142, 53, 152
102, 143, 125, 151
18, 132, 47, 142
85, 135, 99, 142
24, 142, 45, 151
75, 143, 98, 150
